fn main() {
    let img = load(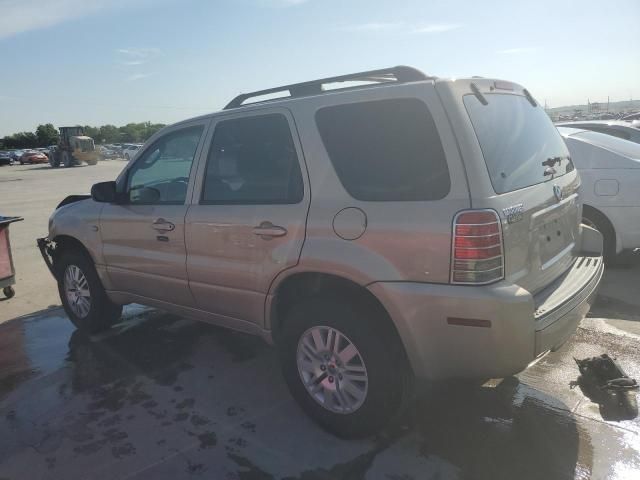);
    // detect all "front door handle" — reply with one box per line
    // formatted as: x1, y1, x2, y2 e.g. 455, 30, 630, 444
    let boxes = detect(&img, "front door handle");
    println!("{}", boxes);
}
252, 221, 287, 238
152, 218, 175, 232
